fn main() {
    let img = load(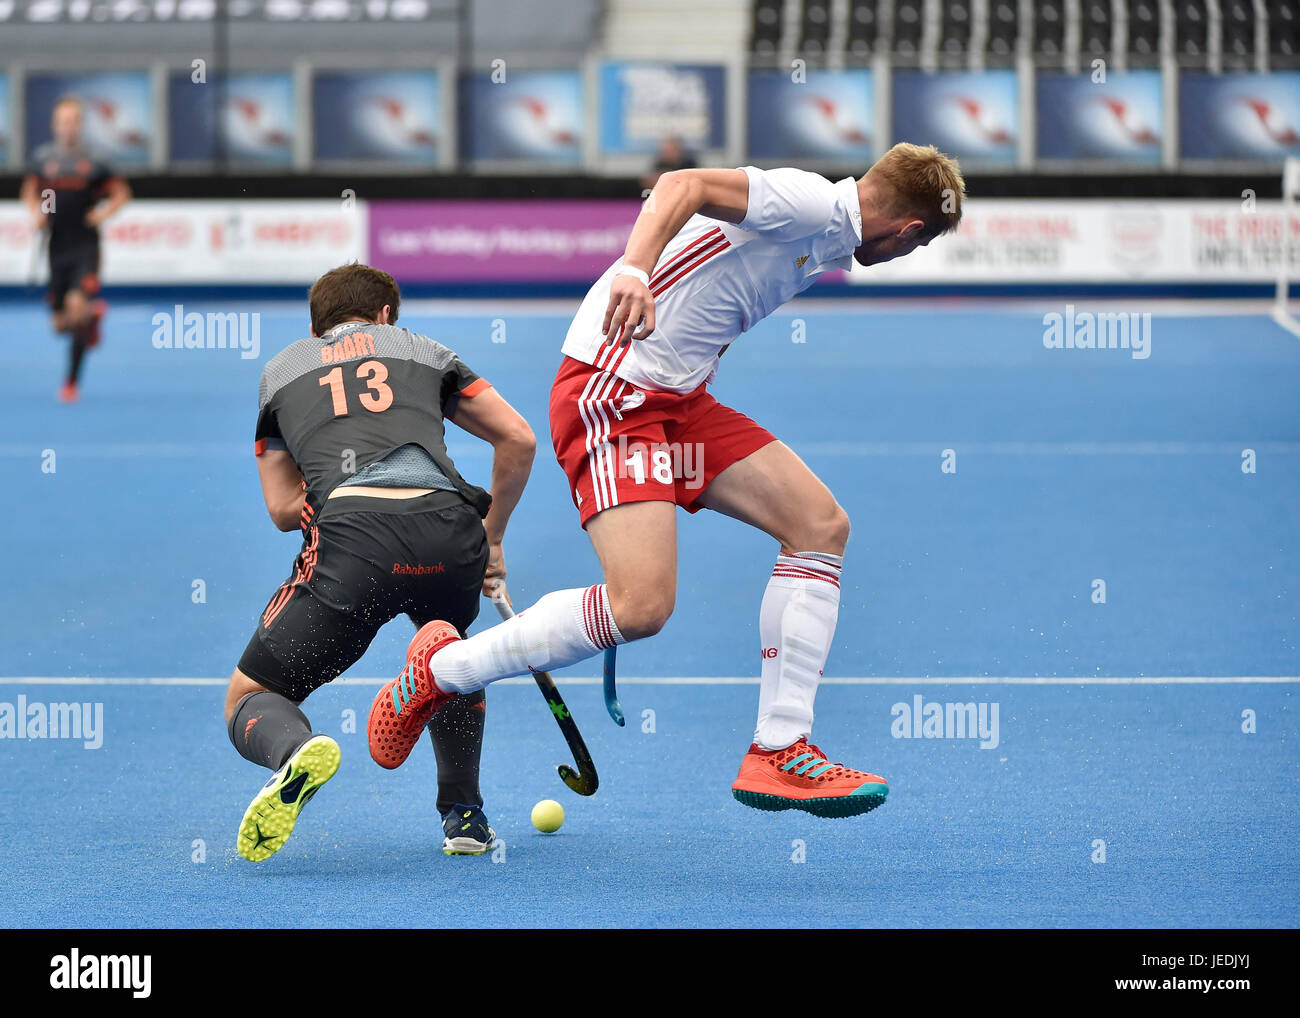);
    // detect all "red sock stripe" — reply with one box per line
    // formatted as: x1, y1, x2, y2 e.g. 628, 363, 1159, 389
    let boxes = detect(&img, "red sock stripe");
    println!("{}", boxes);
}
593, 586, 609, 648
600, 586, 618, 647
776, 555, 841, 578
582, 585, 598, 647
593, 586, 610, 648
583, 584, 617, 649
771, 567, 841, 589
773, 563, 839, 579
790, 551, 837, 565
